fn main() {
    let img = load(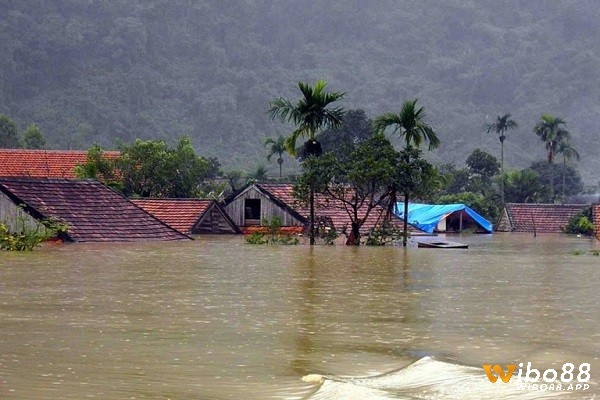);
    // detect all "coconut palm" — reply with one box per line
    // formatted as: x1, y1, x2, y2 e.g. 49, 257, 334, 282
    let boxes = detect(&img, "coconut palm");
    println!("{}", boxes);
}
534, 114, 570, 200
486, 113, 518, 204
374, 99, 440, 247
556, 140, 581, 203
264, 135, 286, 179
269, 80, 345, 245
